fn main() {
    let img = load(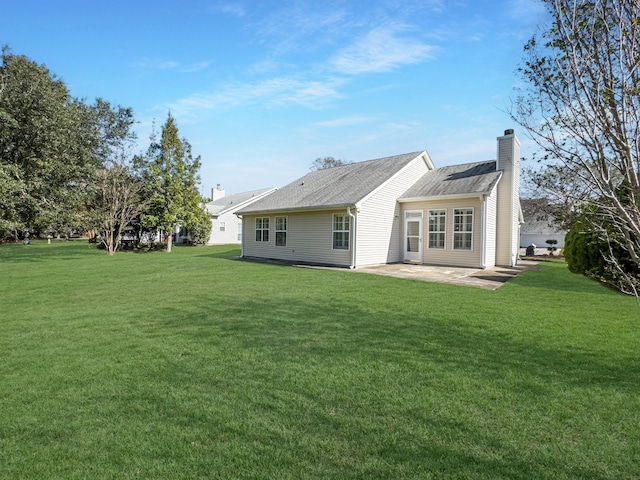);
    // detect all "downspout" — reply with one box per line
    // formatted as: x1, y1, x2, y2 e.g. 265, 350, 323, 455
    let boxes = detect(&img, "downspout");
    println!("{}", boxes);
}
480, 194, 487, 269
236, 214, 244, 258
347, 205, 357, 269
